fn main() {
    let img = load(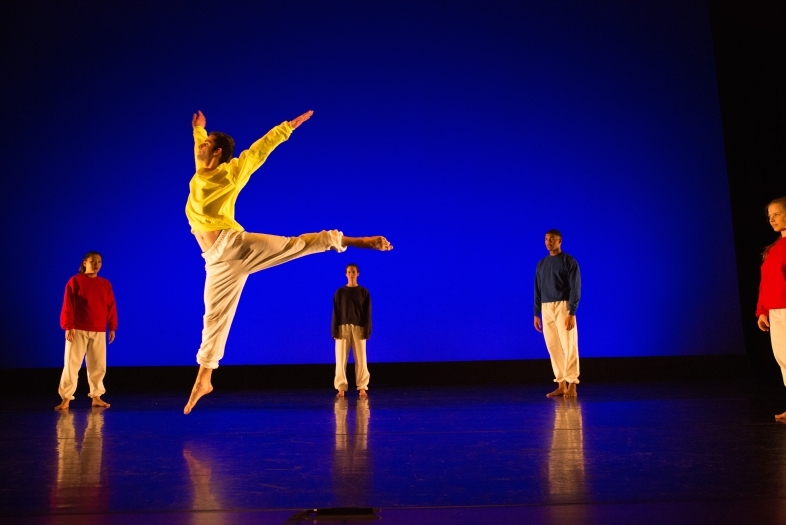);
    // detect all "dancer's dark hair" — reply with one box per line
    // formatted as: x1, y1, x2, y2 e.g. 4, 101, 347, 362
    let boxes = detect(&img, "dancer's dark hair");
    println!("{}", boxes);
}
545, 229, 562, 238
763, 197, 786, 260
210, 132, 235, 164
346, 263, 360, 272
79, 251, 102, 274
